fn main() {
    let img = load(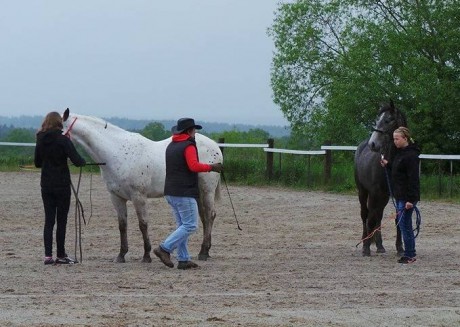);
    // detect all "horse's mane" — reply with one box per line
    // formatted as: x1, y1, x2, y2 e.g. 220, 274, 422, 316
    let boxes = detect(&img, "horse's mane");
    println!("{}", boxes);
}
78, 114, 126, 133
378, 102, 407, 128
376, 101, 408, 160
